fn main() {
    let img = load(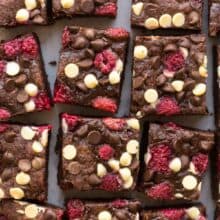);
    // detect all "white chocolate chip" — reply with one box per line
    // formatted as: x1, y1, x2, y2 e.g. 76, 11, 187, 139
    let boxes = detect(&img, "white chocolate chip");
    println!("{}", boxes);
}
189, 162, 197, 175
63, 144, 77, 160
16, 9, 30, 23
186, 207, 200, 219
114, 59, 123, 73
108, 159, 120, 171
6, 62, 20, 76
192, 83, 206, 96
25, 83, 38, 97
84, 74, 98, 89
172, 13, 185, 27
98, 211, 112, 220
119, 168, 131, 182
171, 80, 184, 92
182, 175, 198, 190
136, 111, 143, 118
169, 157, 182, 173
10, 187, 25, 199
62, 118, 68, 133
126, 140, 139, 154
134, 45, 148, 59
204, 55, 208, 67
16, 172, 31, 185
109, 71, 120, 85
159, 14, 172, 28
25, 204, 39, 219
218, 66, 220, 78
180, 47, 189, 58
32, 141, 43, 153
0, 188, 4, 199
61, 0, 75, 9
21, 126, 36, 140
123, 176, 134, 189
199, 66, 208, 78
144, 17, 159, 30
132, 2, 143, 16
25, 0, 37, 10
144, 152, 151, 165
126, 118, 140, 130
97, 163, 107, 178
24, 100, 36, 112
174, 193, 183, 198
64, 63, 79, 78
197, 182, 202, 191
40, 129, 49, 147
120, 152, 132, 167
144, 89, 158, 103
